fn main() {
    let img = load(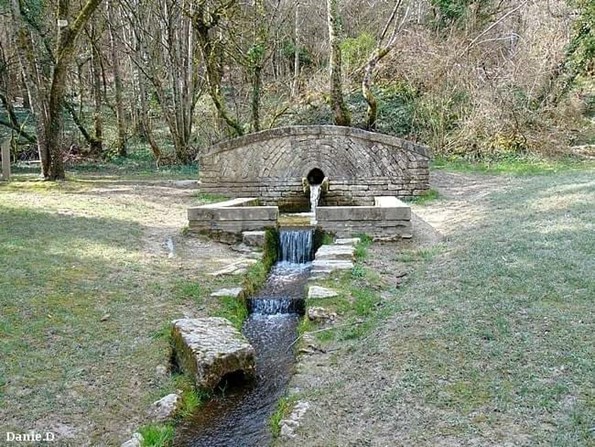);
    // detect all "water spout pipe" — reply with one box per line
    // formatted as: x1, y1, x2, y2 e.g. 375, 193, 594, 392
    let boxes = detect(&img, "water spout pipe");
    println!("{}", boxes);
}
302, 177, 329, 194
